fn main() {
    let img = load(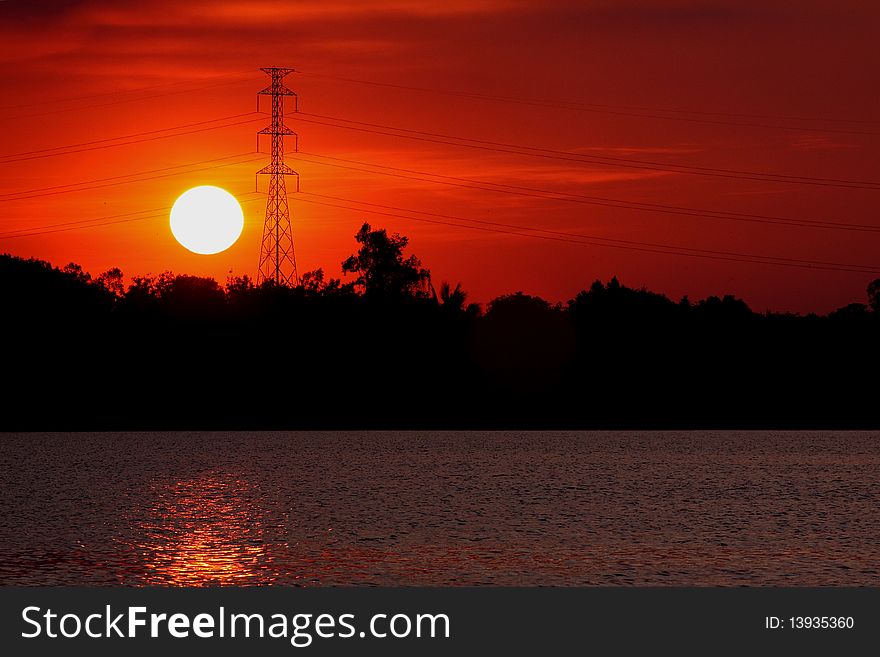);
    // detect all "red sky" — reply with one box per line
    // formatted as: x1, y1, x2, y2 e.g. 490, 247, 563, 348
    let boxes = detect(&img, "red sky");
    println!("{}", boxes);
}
0, 0, 878, 313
